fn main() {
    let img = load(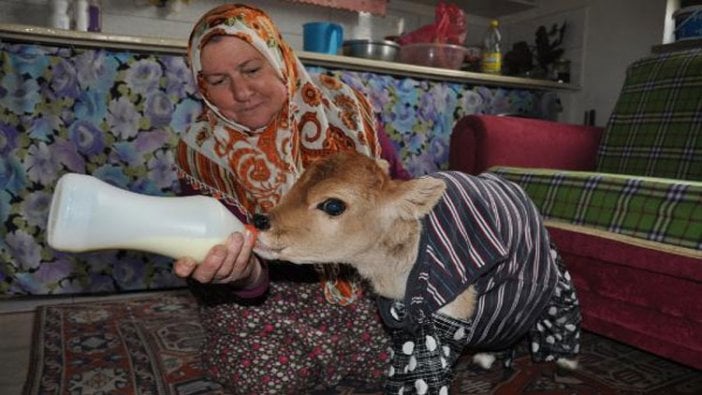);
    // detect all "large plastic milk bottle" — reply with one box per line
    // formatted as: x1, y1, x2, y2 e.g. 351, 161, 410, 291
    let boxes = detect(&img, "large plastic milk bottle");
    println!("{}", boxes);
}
47, 173, 246, 262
